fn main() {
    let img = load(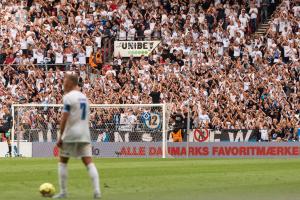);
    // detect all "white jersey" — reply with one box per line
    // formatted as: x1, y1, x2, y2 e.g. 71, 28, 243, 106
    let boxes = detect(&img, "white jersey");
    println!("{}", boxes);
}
62, 90, 91, 143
